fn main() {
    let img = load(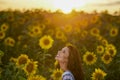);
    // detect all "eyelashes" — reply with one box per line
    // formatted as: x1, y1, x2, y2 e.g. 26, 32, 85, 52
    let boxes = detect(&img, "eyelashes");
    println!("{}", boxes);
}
59, 48, 66, 53
63, 50, 65, 53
